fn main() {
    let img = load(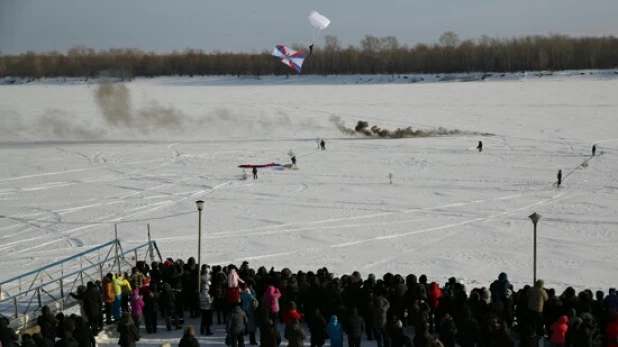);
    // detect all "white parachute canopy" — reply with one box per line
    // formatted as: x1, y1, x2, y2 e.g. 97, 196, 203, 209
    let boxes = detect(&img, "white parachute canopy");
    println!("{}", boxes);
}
308, 10, 330, 46
308, 11, 330, 30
